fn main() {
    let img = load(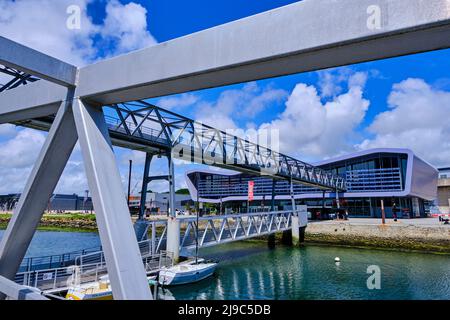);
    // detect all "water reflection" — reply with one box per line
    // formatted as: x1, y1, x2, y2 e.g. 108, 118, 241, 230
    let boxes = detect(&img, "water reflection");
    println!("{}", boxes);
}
3, 229, 448, 300
163, 243, 450, 300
